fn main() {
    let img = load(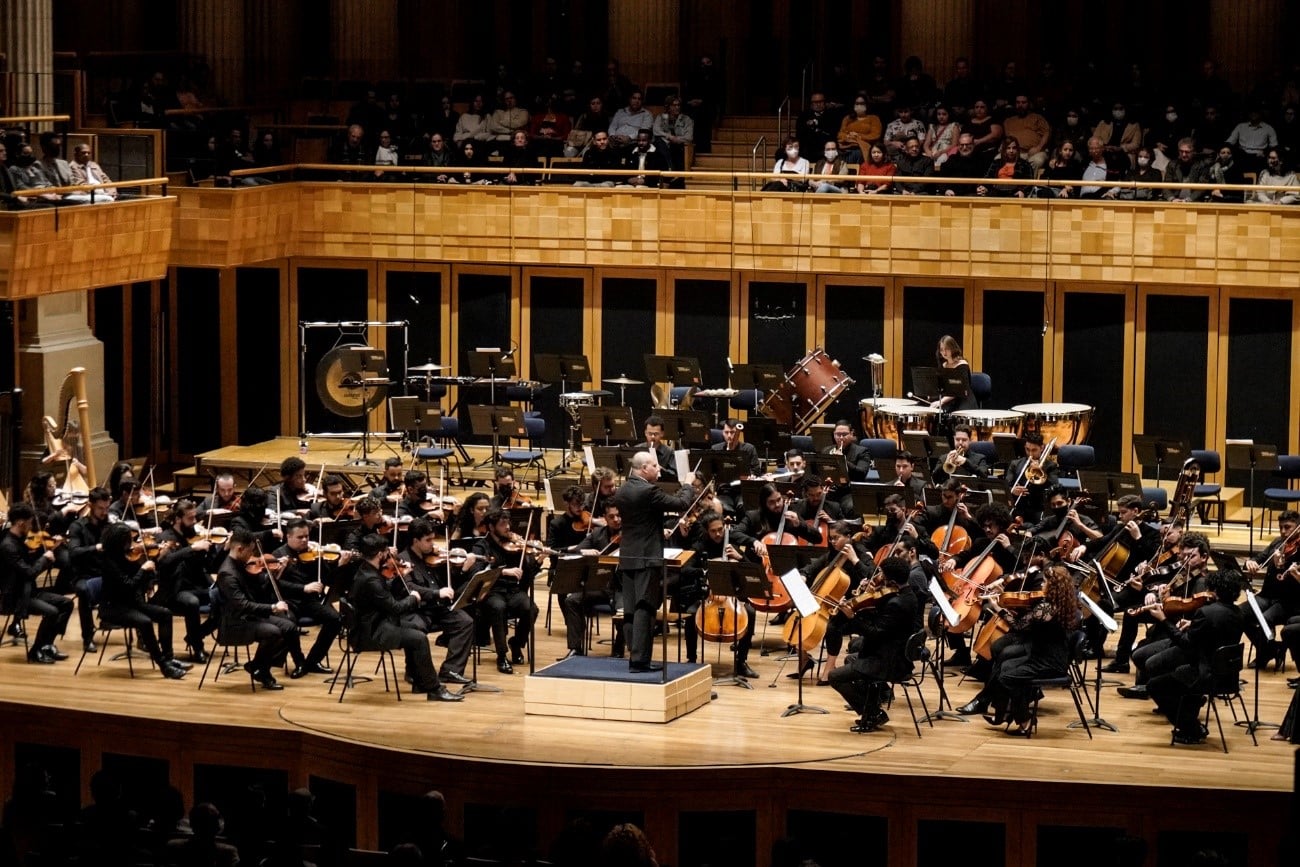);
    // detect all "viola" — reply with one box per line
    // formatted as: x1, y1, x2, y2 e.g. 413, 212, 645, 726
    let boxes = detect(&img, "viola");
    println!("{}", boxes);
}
1161, 591, 1214, 618
571, 509, 593, 534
